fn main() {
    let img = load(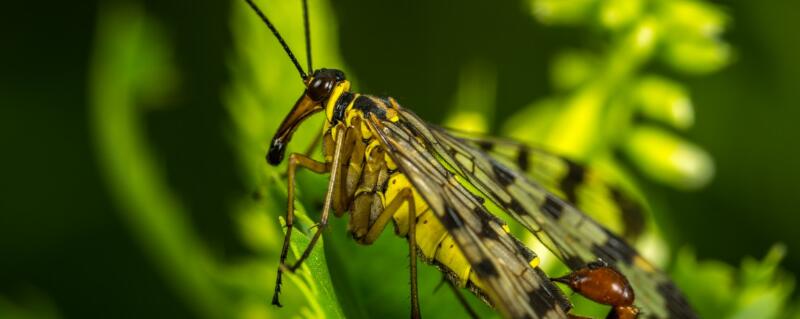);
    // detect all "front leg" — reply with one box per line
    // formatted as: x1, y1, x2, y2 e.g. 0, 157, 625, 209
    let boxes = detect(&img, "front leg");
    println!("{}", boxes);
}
285, 126, 348, 273
273, 124, 353, 306
272, 152, 328, 307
